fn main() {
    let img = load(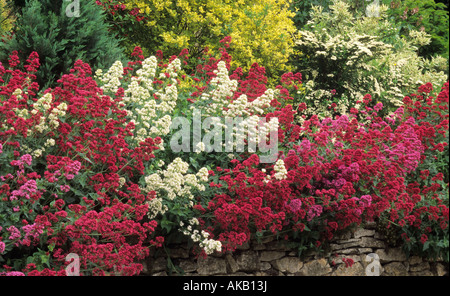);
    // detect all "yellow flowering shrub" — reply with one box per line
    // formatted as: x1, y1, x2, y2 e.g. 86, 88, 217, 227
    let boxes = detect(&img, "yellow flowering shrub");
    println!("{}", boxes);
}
97, 0, 297, 81
0, 0, 14, 35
